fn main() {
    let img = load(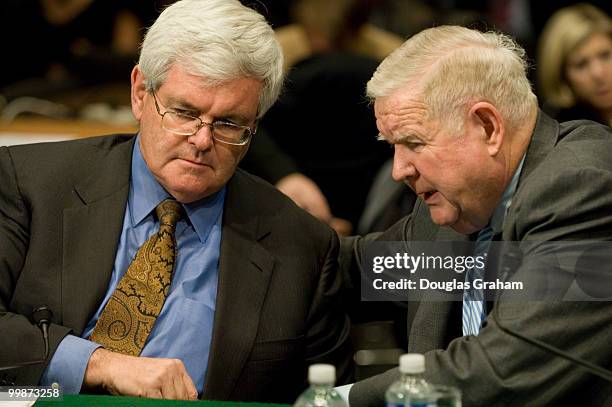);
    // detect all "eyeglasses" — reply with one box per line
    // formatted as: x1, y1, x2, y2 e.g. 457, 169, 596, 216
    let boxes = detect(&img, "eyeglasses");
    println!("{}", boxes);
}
151, 91, 254, 146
